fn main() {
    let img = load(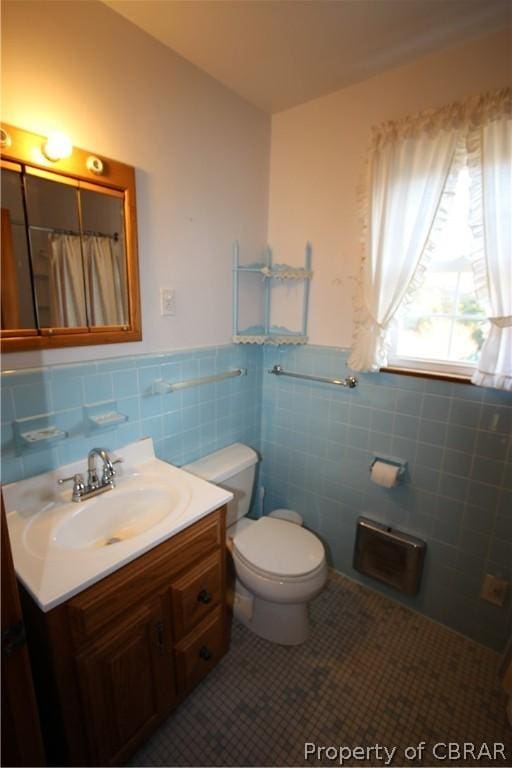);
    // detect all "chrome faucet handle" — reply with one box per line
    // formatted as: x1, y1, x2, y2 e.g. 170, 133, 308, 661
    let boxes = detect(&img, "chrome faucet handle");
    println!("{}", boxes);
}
112, 457, 123, 472
58, 473, 86, 502
102, 456, 123, 482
